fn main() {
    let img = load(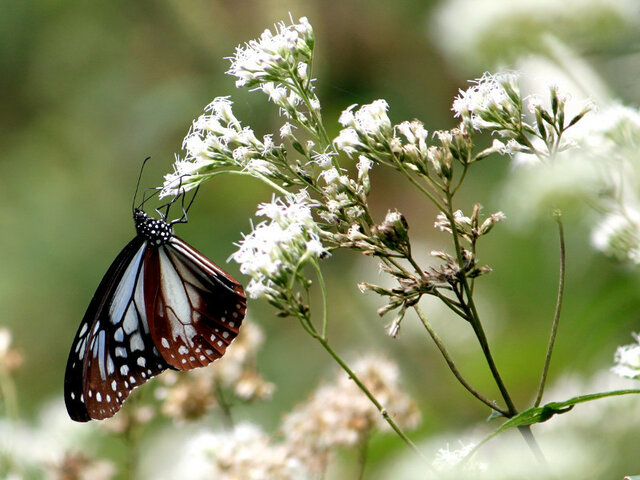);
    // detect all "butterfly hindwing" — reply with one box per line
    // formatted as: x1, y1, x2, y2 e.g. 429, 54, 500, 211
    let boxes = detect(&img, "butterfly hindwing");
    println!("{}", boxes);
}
144, 236, 246, 371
